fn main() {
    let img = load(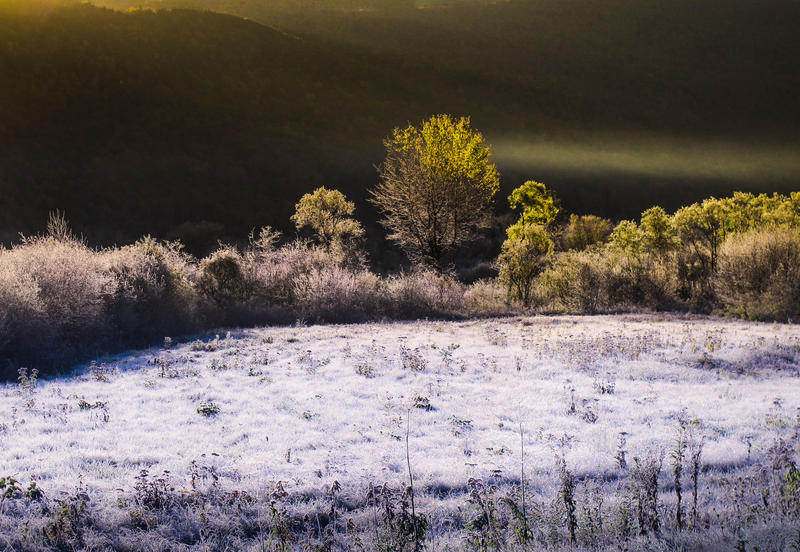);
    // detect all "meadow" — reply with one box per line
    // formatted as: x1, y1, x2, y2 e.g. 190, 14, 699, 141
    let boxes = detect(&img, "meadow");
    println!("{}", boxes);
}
2, 315, 799, 550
